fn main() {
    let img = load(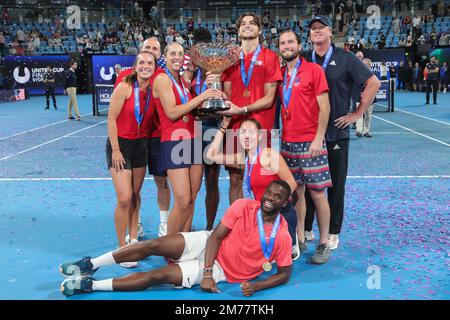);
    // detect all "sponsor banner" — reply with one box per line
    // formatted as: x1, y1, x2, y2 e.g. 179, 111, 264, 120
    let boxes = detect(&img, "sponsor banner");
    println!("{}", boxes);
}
363, 48, 406, 78
376, 79, 390, 101
4, 55, 70, 95
92, 55, 135, 86
95, 85, 114, 106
